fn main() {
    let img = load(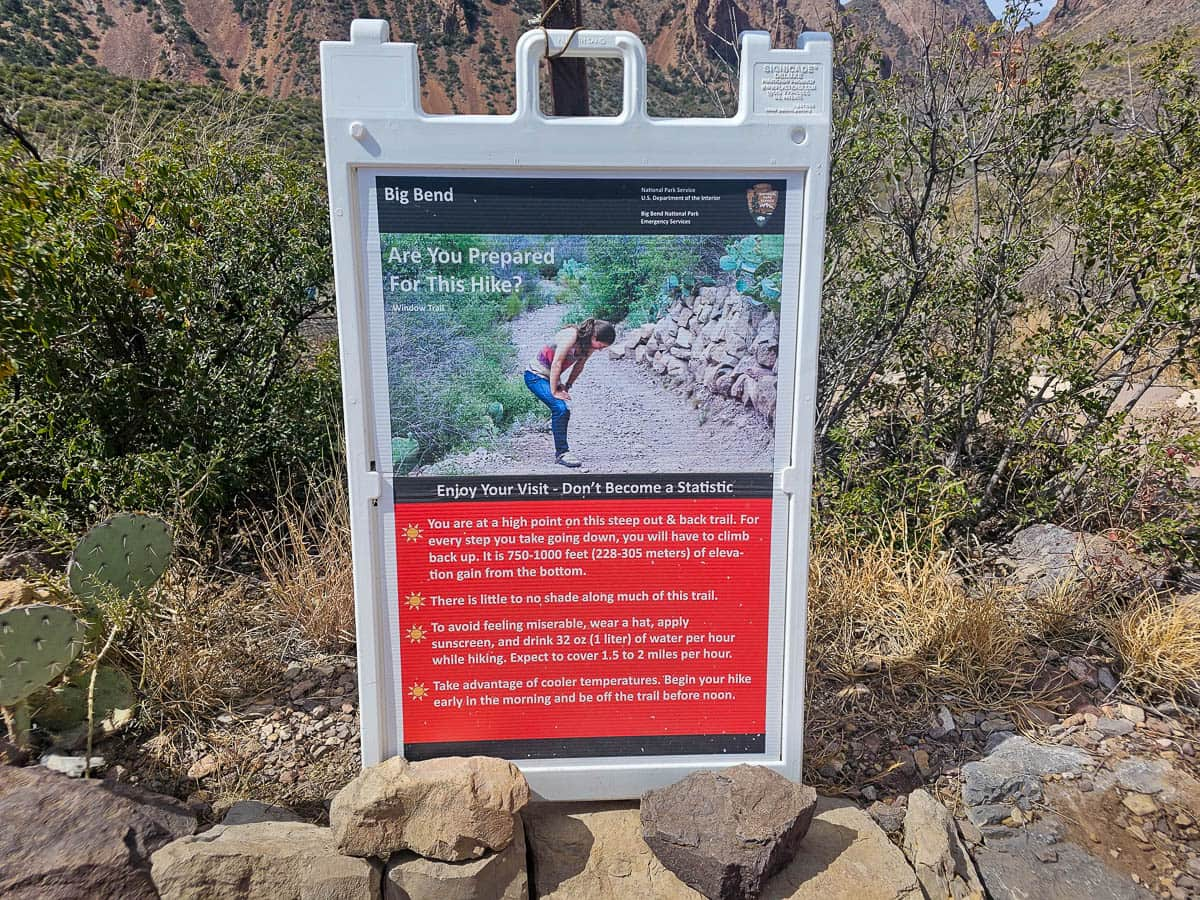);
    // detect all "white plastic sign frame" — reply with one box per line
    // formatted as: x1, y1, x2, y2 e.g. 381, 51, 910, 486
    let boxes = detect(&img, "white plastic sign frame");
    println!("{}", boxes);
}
321, 21, 832, 800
